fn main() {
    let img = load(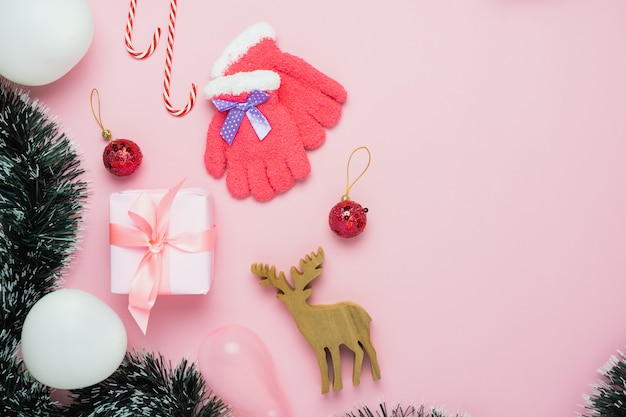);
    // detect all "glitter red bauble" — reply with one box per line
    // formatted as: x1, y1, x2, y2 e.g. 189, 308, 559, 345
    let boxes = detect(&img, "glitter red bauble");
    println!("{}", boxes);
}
328, 199, 368, 238
102, 139, 142, 176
